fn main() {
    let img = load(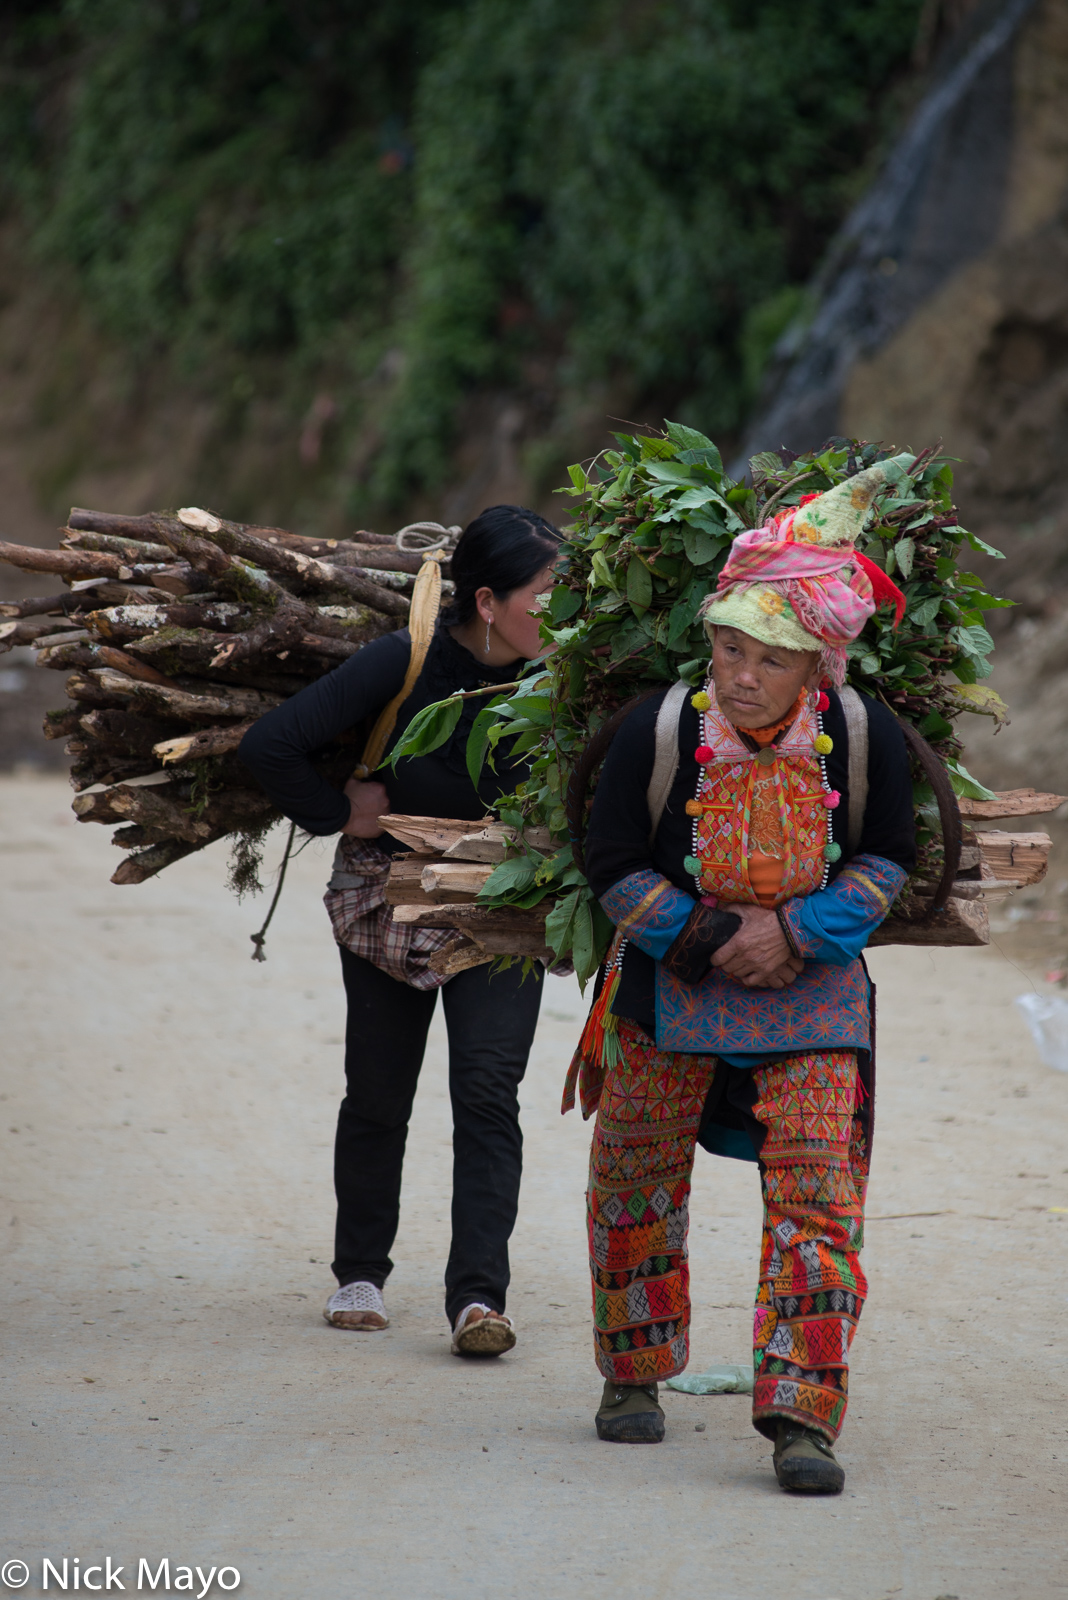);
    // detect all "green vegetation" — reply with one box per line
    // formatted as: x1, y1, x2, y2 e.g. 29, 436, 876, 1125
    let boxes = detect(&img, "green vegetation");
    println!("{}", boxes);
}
391, 428, 1010, 981
2, 0, 925, 515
